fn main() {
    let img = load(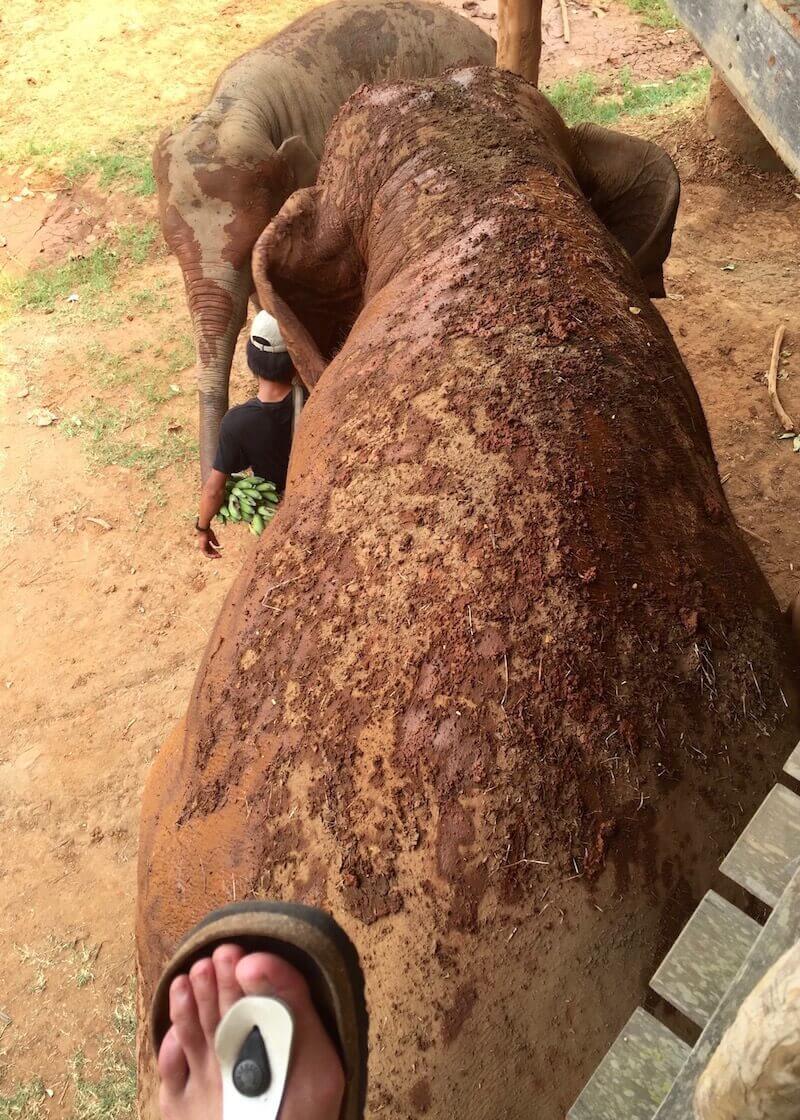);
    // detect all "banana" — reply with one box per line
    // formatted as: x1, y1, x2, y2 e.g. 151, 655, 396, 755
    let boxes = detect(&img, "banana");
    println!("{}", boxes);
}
216, 477, 281, 532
